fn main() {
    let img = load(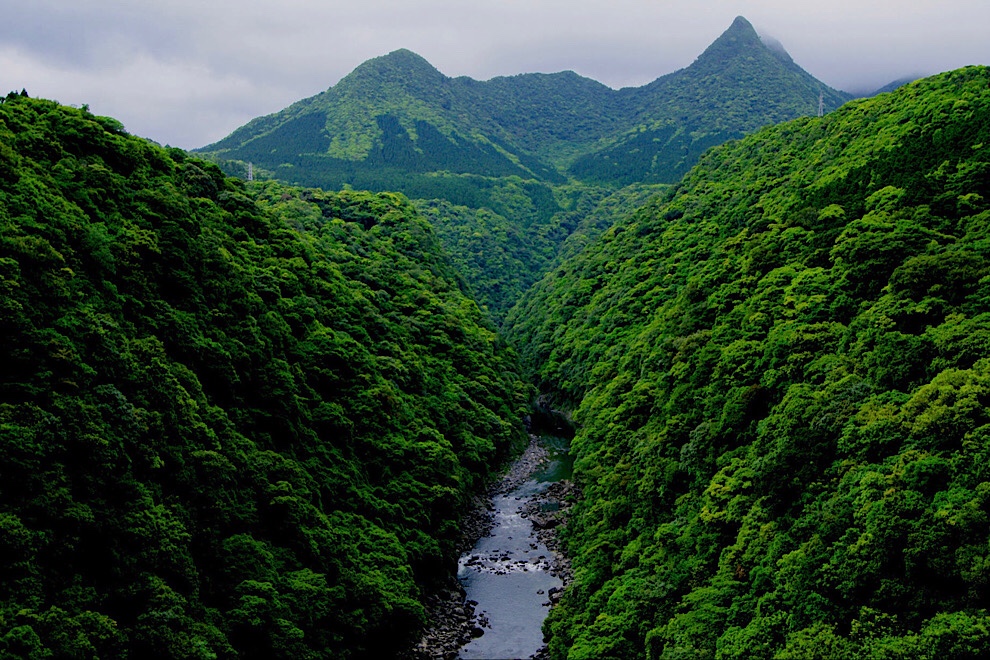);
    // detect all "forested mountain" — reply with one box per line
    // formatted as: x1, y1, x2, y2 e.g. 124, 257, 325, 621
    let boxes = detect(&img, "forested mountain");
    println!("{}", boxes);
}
0, 94, 527, 658
569, 16, 850, 185
199, 16, 845, 191
200, 48, 567, 200
8, 17, 985, 660
197, 17, 847, 322
506, 66, 990, 657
